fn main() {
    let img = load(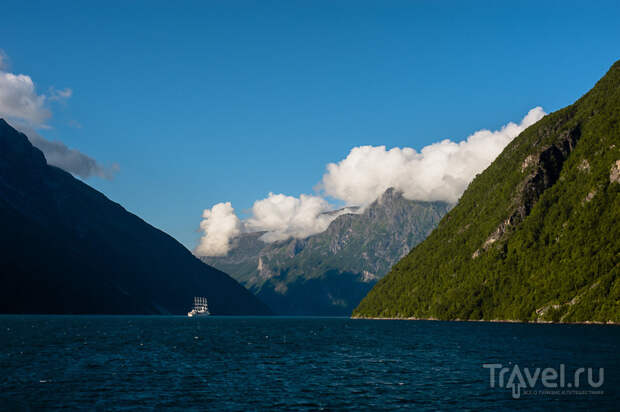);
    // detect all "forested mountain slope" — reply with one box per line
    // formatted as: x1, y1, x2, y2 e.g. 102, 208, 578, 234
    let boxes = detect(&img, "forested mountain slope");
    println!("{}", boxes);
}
354, 61, 620, 323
